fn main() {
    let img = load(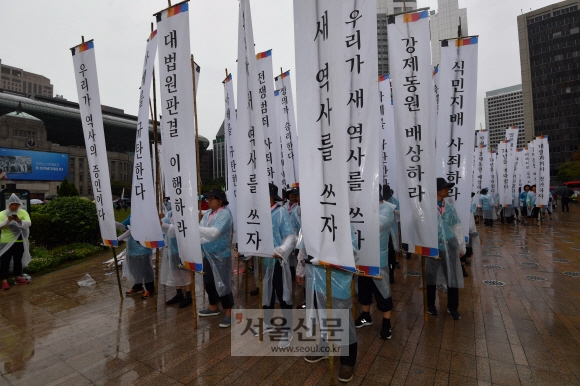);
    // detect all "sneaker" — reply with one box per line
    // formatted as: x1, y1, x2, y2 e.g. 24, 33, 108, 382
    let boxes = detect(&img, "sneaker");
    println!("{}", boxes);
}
278, 331, 293, 348
14, 277, 30, 285
296, 301, 306, 310
338, 364, 354, 383
304, 355, 327, 363
141, 291, 154, 299
462, 266, 468, 278
165, 293, 183, 305
250, 288, 259, 296
380, 320, 392, 340
248, 266, 255, 272
447, 309, 461, 320
198, 308, 220, 317
427, 306, 438, 316
395, 261, 401, 269
219, 316, 232, 328
250, 326, 276, 336
436, 284, 448, 292
355, 313, 373, 328
126, 288, 144, 295
178, 294, 192, 308
1, 282, 9, 291
465, 260, 471, 267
